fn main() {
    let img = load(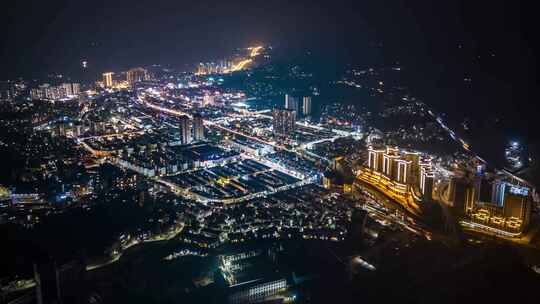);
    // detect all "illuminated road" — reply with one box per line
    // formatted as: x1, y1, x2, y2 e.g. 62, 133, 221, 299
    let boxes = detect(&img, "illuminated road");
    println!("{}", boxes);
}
225, 46, 263, 72
229, 59, 253, 72
141, 99, 193, 118
249, 46, 263, 57
460, 220, 522, 238
78, 131, 146, 141
139, 97, 298, 154
428, 110, 471, 152
300, 135, 346, 150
